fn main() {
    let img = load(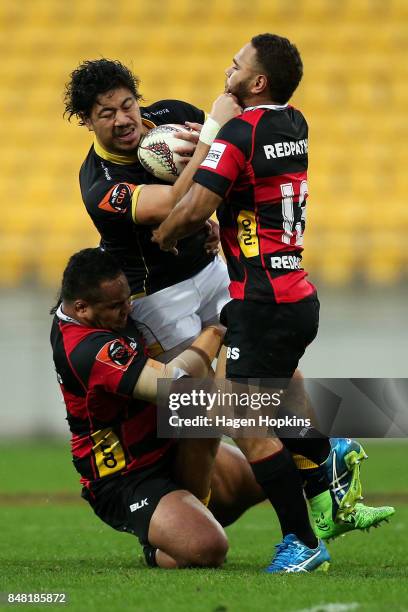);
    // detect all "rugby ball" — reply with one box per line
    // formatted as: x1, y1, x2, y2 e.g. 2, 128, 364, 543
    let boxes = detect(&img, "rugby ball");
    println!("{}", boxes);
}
137, 124, 196, 183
